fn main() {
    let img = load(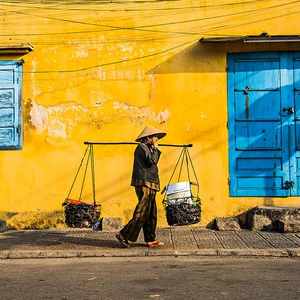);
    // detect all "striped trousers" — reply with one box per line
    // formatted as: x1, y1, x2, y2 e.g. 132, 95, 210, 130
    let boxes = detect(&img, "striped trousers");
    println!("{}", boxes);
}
120, 185, 157, 243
